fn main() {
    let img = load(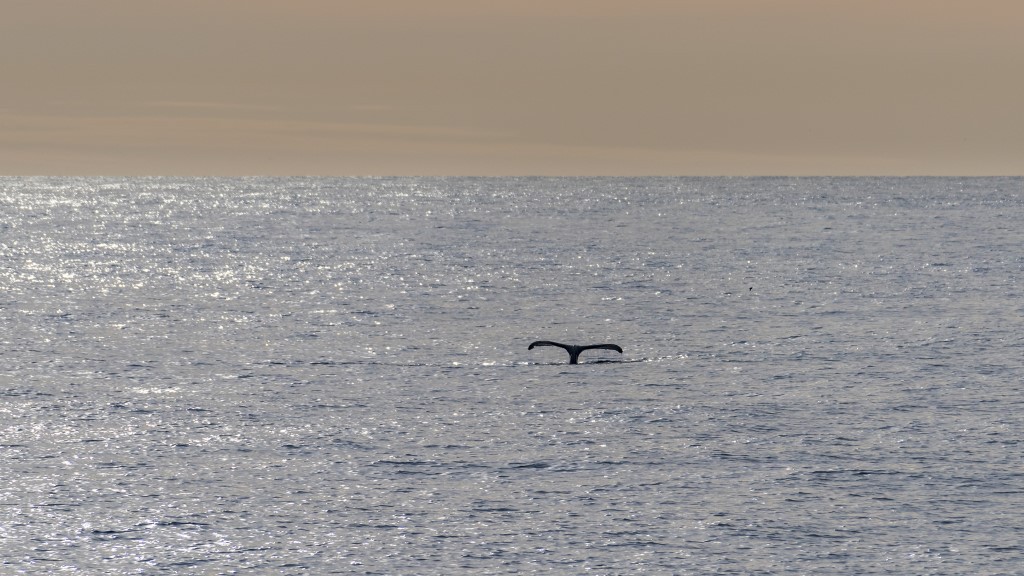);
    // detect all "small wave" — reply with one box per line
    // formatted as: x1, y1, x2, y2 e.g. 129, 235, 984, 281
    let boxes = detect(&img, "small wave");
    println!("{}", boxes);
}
240, 353, 689, 371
